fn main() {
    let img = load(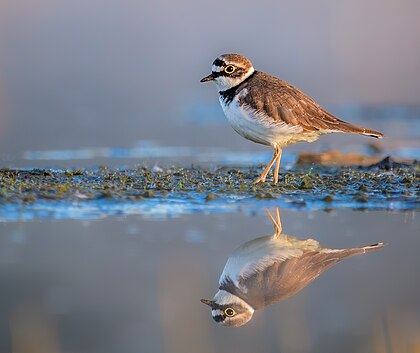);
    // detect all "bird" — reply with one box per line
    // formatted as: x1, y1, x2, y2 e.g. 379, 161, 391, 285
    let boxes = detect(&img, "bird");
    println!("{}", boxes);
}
201, 209, 384, 327
200, 54, 384, 184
